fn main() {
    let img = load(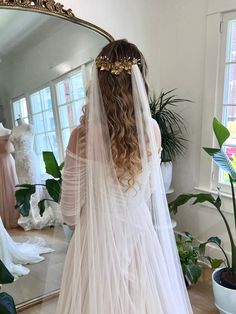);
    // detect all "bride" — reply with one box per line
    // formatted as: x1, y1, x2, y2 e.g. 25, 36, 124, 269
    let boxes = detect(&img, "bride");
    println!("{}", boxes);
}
57, 39, 193, 313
